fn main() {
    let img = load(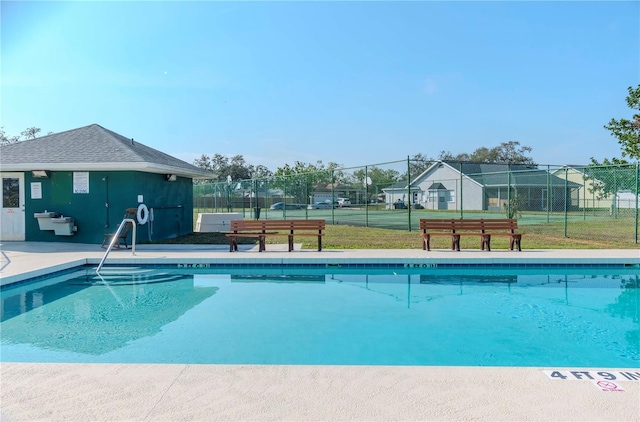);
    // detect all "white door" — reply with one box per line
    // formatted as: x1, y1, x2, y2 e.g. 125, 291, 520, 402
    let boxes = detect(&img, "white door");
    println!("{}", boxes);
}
1, 173, 25, 241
